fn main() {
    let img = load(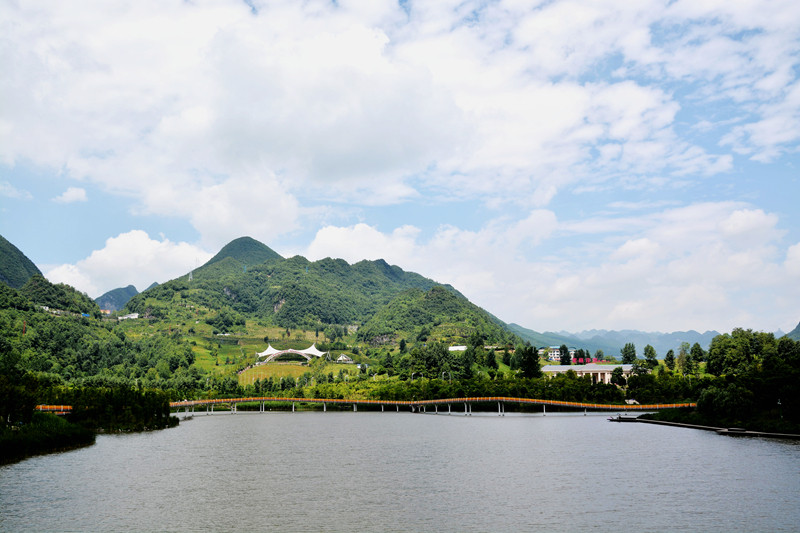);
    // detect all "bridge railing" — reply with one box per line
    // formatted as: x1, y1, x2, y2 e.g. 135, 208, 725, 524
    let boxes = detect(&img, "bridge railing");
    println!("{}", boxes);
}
35, 398, 697, 413
34, 405, 73, 414
167, 396, 696, 410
